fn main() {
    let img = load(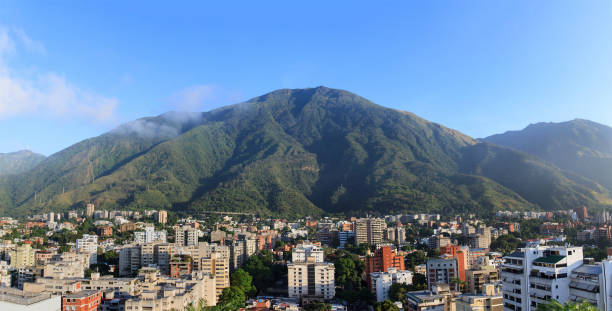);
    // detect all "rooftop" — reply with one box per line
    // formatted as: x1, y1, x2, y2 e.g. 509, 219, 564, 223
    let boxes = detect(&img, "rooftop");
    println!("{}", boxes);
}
534, 255, 565, 264
65, 290, 101, 298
